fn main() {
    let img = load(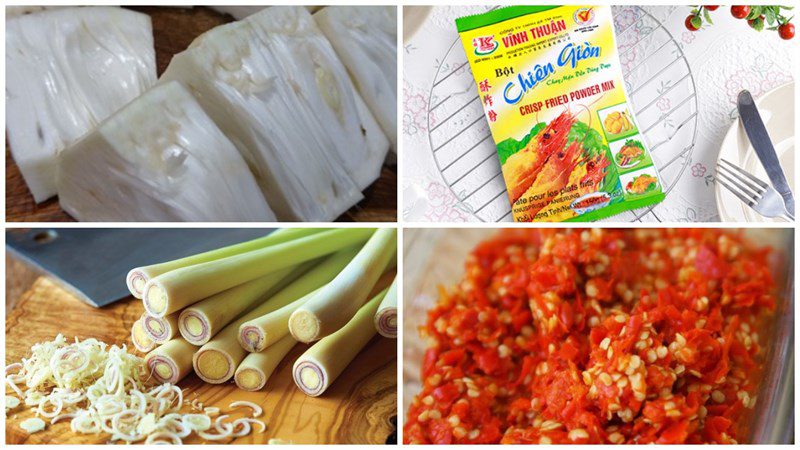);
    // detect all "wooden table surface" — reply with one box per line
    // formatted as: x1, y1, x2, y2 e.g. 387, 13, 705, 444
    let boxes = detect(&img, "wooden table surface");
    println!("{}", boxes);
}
5, 254, 398, 445
4, 6, 397, 223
